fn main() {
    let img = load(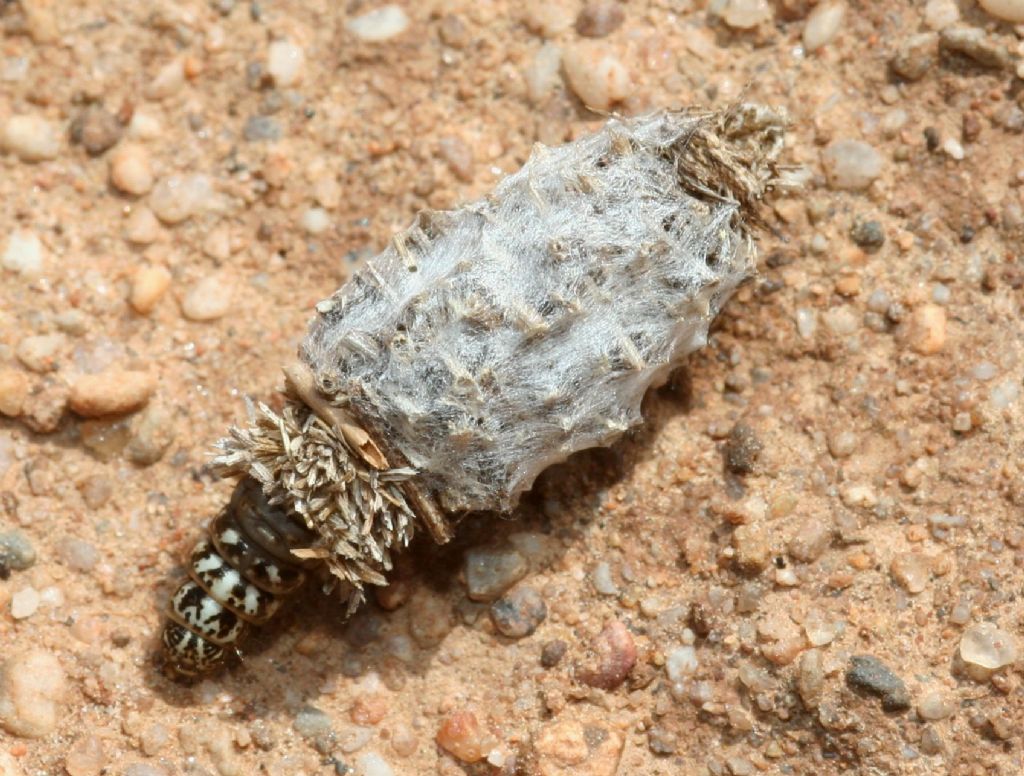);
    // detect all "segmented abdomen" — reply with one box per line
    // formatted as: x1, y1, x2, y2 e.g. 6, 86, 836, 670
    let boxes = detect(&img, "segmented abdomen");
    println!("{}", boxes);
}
162, 478, 317, 676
